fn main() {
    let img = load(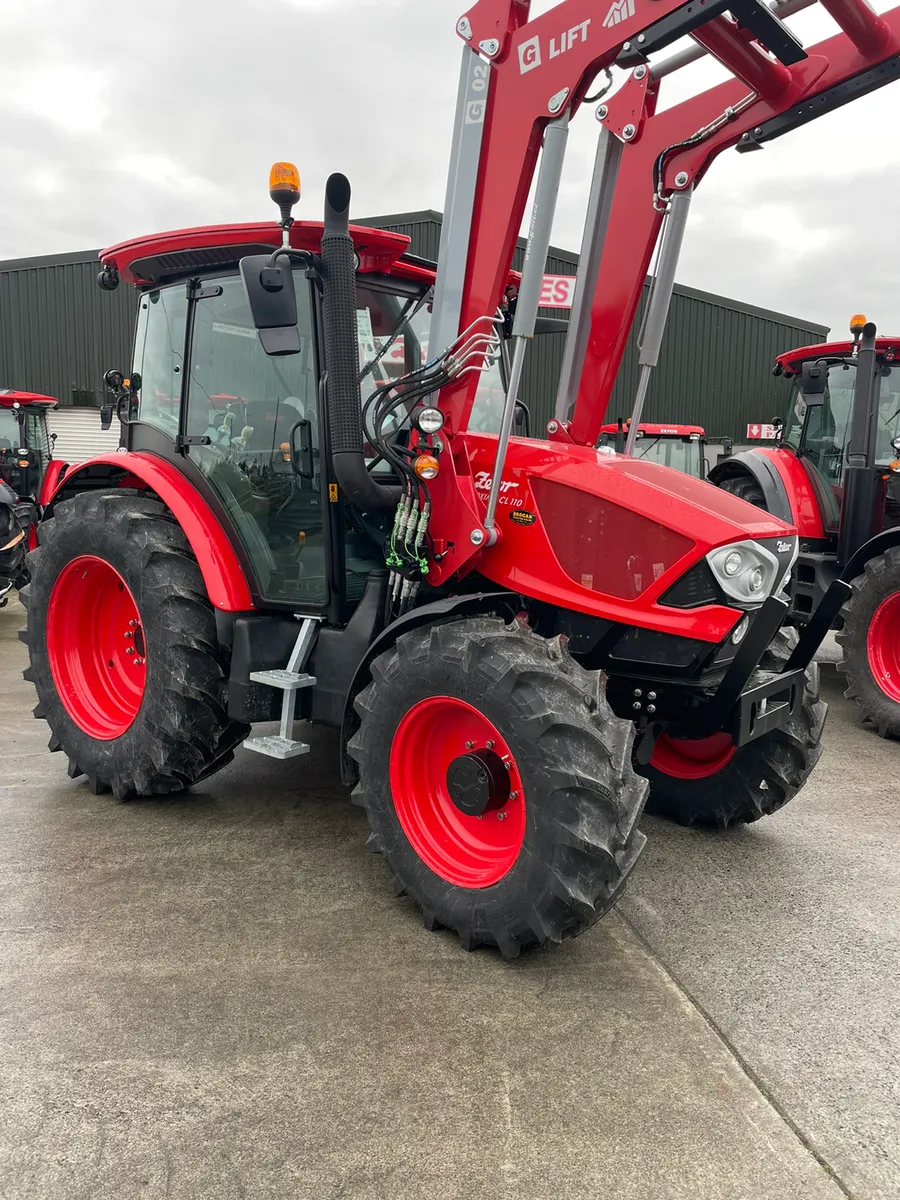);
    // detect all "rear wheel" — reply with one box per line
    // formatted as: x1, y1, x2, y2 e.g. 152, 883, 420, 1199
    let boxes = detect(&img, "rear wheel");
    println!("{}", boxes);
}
717, 471, 767, 510
638, 628, 826, 828
21, 491, 249, 798
836, 548, 900, 738
348, 617, 648, 956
